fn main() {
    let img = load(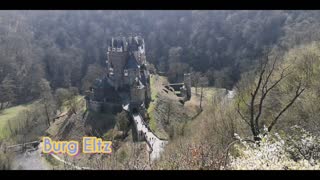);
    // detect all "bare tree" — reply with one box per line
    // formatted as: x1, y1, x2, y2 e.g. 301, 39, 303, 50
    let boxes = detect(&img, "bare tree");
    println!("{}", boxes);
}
20, 109, 33, 144
0, 76, 16, 110
236, 52, 306, 141
191, 71, 202, 95
65, 87, 79, 115
163, 101, 173, 126
199, 76, 209, 111
39, 79, 55, 127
